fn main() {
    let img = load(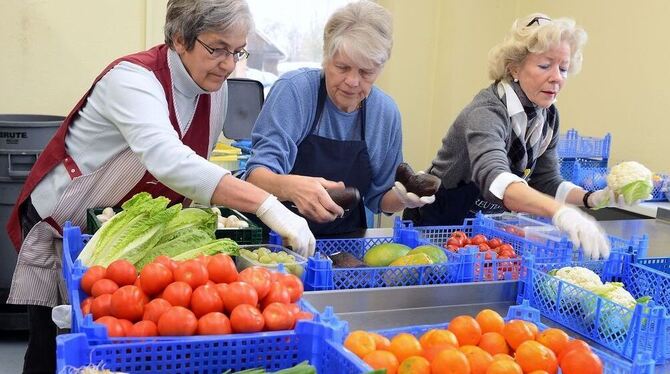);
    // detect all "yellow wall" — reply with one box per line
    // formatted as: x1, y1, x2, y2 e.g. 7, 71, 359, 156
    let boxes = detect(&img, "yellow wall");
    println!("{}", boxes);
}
1, 0, 667, 172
